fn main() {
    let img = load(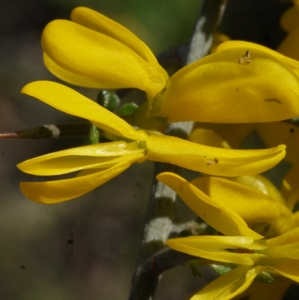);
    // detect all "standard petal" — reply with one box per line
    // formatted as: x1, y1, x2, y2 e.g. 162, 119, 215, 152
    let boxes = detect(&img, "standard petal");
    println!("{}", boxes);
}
43, 53, 105, 88
189, 265, 266, 300
216, 41, 299, 74
21, 81, 148, 141
20, 160, 135, 203
70, 7, 168, 82
154, 47, 299, 122
17, 143, 145, 175
147, 134, 286, 177
167, 236, 266, 265
191, 177, 290, 226
157, 172, 263, 239
42, 19, 166, 100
